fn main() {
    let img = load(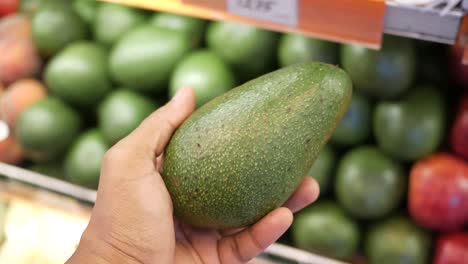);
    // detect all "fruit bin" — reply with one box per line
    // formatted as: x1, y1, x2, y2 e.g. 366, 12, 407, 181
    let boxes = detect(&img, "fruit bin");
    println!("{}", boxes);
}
1, 0, 468, 264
